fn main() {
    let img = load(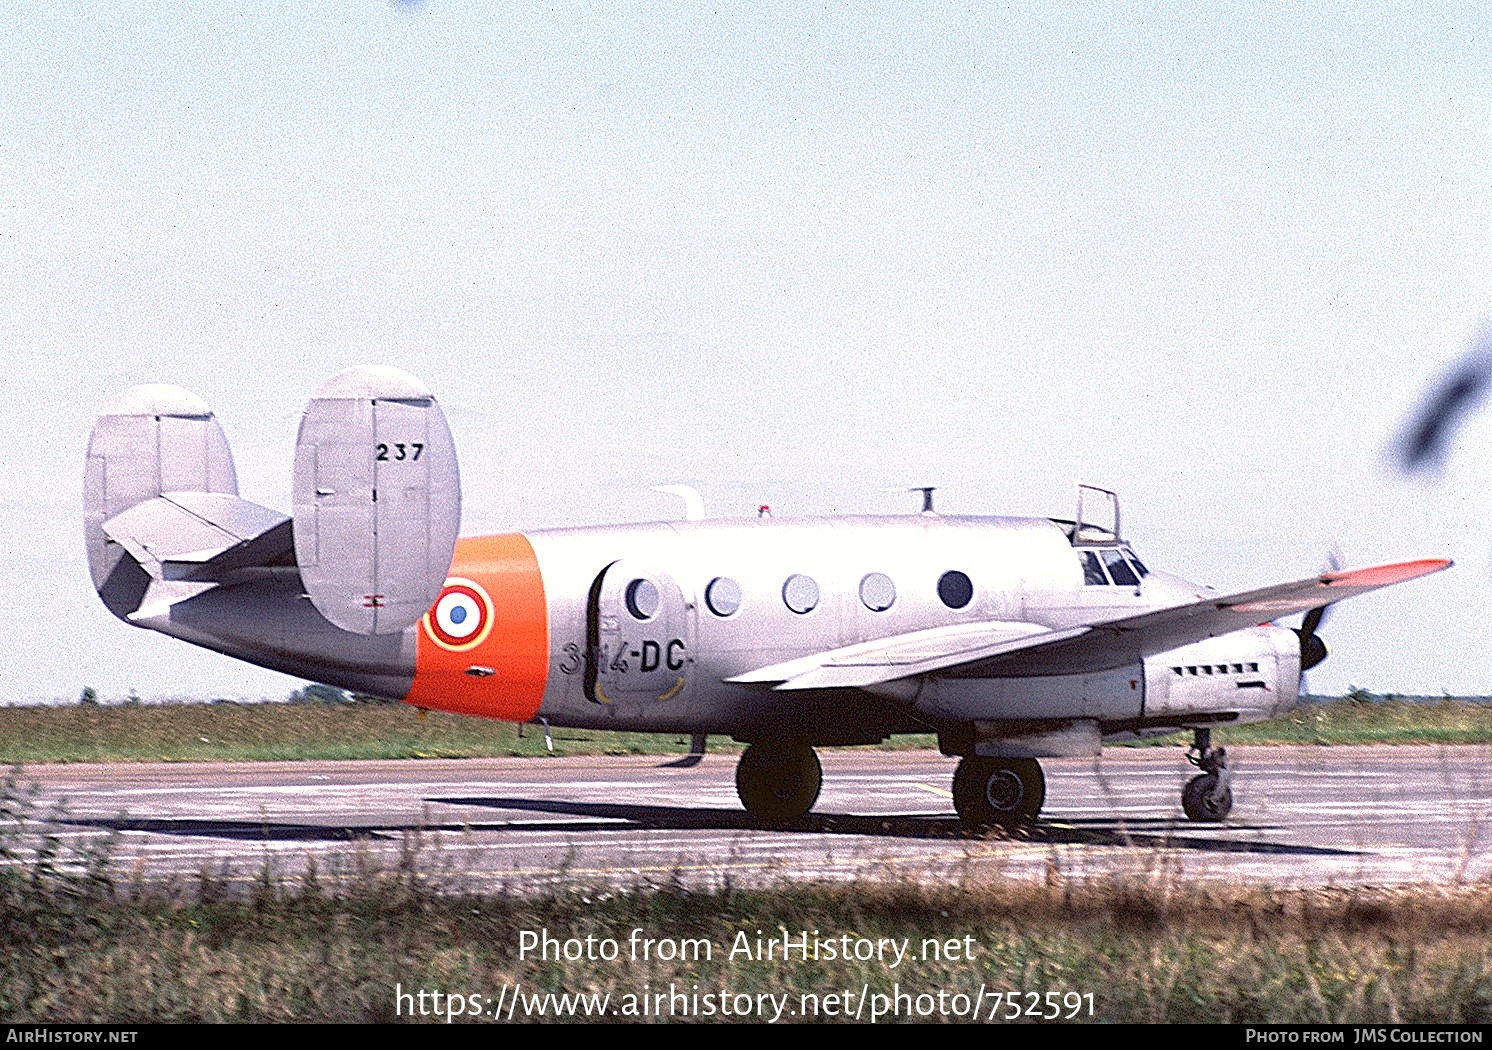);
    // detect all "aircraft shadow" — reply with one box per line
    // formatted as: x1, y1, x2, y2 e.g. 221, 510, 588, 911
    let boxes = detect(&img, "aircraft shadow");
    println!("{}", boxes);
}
55, 803, 1358, 859
436, 796, 1361, 858
56, 814, 696, 841
57, 816, 403, 842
